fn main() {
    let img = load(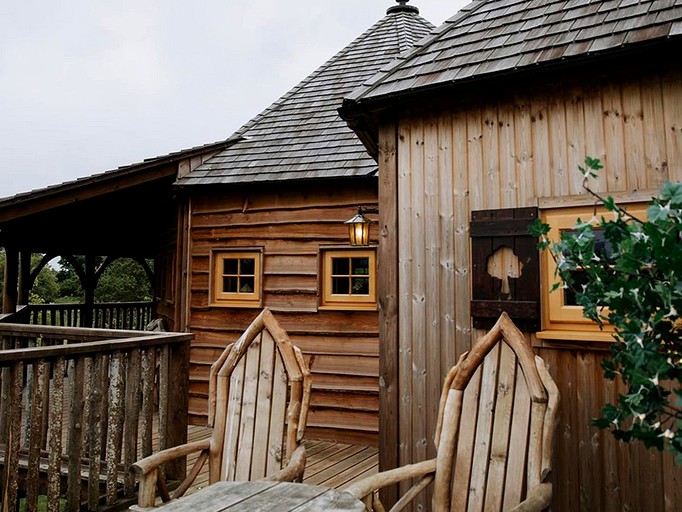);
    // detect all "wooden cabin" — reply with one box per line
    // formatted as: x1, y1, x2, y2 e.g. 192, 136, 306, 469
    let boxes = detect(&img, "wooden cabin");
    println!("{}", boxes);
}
173, 4, 433, 445
339, 0, 682, 510
0, 3, 435, 447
